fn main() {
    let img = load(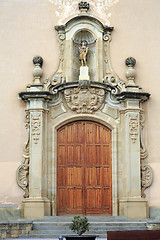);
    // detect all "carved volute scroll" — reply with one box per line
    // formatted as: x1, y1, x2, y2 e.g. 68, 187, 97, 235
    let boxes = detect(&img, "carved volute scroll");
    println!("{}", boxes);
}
16, 112, 30, 198
140, 112, 153, 198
